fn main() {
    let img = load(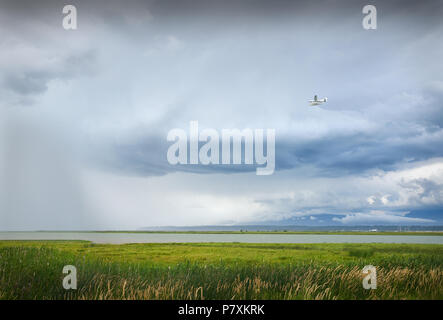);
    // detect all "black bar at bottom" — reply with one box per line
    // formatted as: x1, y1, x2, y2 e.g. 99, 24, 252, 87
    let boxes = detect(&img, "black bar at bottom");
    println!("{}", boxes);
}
1, 300, 441, 318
